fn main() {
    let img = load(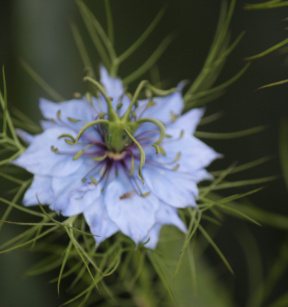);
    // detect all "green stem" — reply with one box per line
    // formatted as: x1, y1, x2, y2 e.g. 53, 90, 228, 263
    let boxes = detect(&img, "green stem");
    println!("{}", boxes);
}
104, 0, 114, 47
